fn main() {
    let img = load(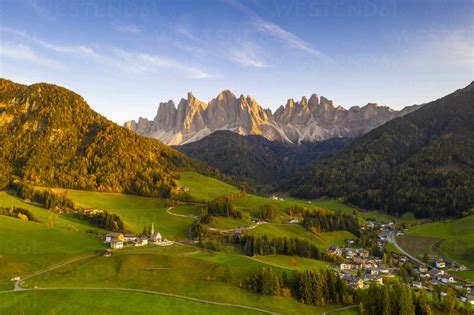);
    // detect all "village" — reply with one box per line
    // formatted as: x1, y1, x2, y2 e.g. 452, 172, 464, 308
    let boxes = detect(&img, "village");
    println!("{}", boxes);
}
326, 220, 474, 305
103, 223, 173, 250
